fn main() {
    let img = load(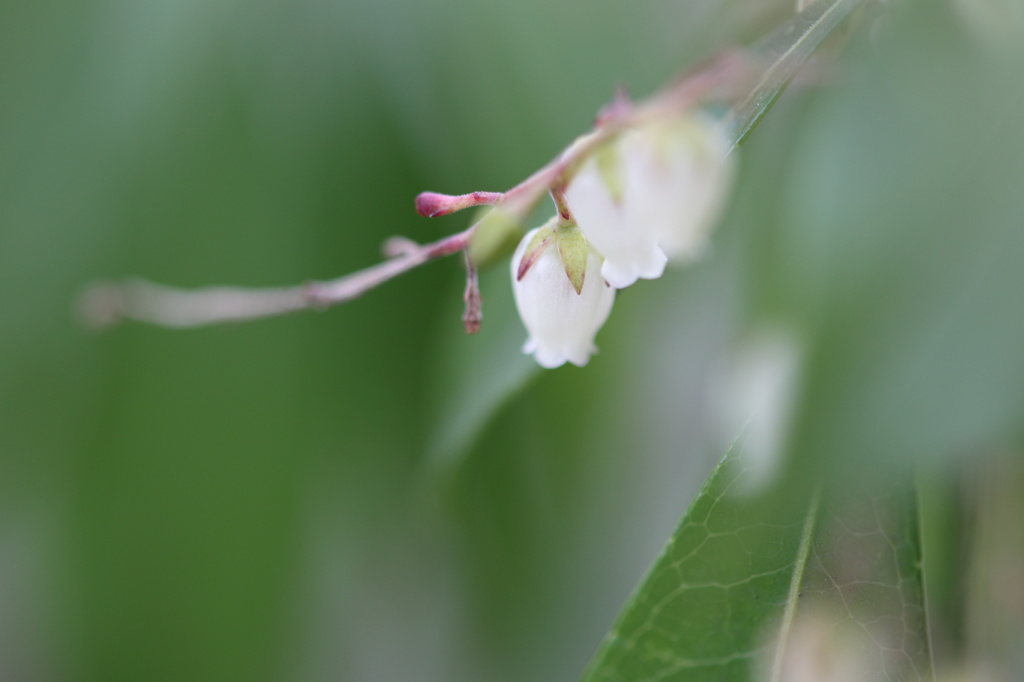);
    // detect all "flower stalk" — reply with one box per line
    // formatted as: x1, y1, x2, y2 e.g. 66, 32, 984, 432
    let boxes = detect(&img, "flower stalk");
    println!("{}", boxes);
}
78, 0, 867, 338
